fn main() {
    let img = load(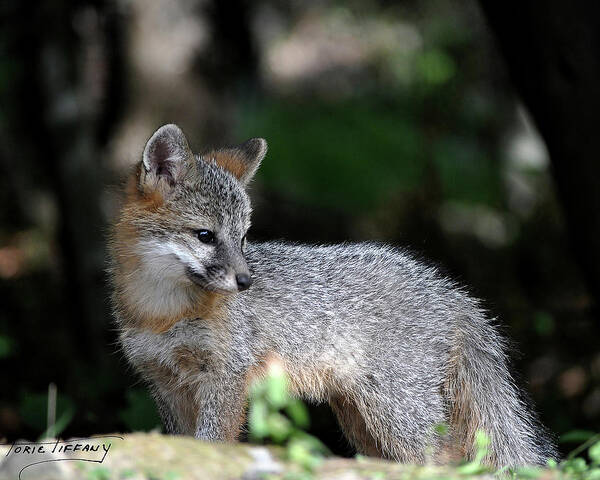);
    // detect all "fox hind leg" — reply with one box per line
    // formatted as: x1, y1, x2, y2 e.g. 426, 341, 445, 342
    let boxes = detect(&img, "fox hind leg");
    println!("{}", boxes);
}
331, 383, 446, 464
152, 390, 178, 434
329, 396, 382, 457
